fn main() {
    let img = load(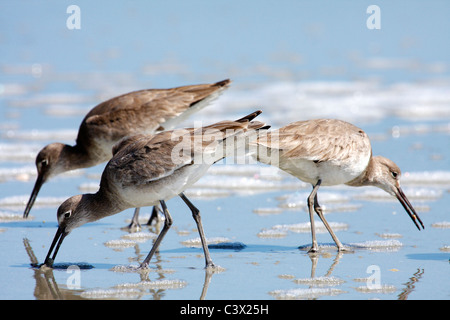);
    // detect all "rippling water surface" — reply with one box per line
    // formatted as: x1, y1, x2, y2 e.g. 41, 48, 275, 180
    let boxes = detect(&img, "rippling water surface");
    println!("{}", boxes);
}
0, 1, 449, 300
